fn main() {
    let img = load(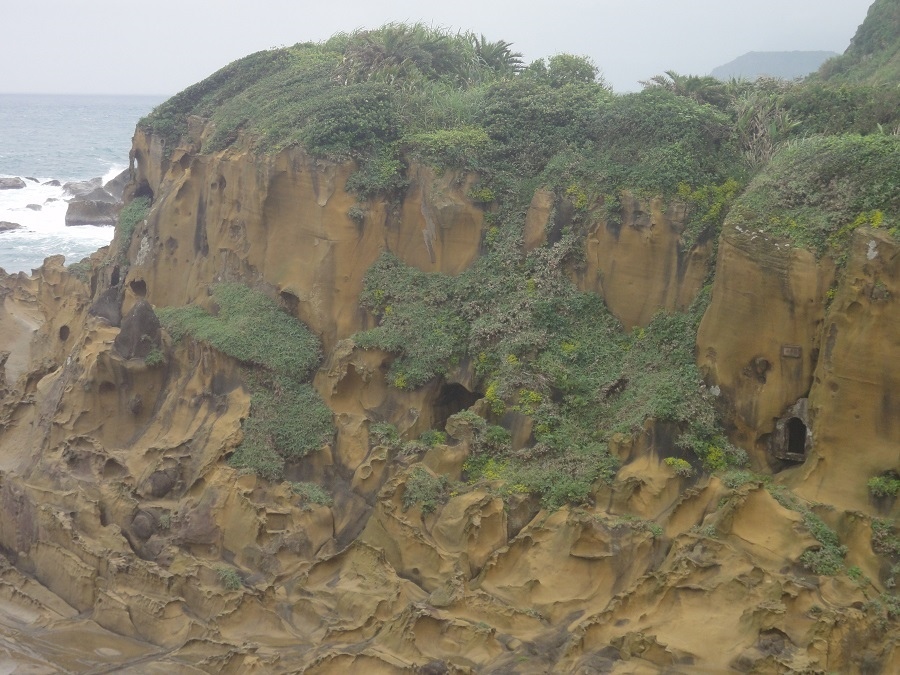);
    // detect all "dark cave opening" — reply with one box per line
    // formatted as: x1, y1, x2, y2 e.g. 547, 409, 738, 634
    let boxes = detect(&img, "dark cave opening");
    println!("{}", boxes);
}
433, 383, 481, 431
129, 279, 147, 297
787, 417, 807, 457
